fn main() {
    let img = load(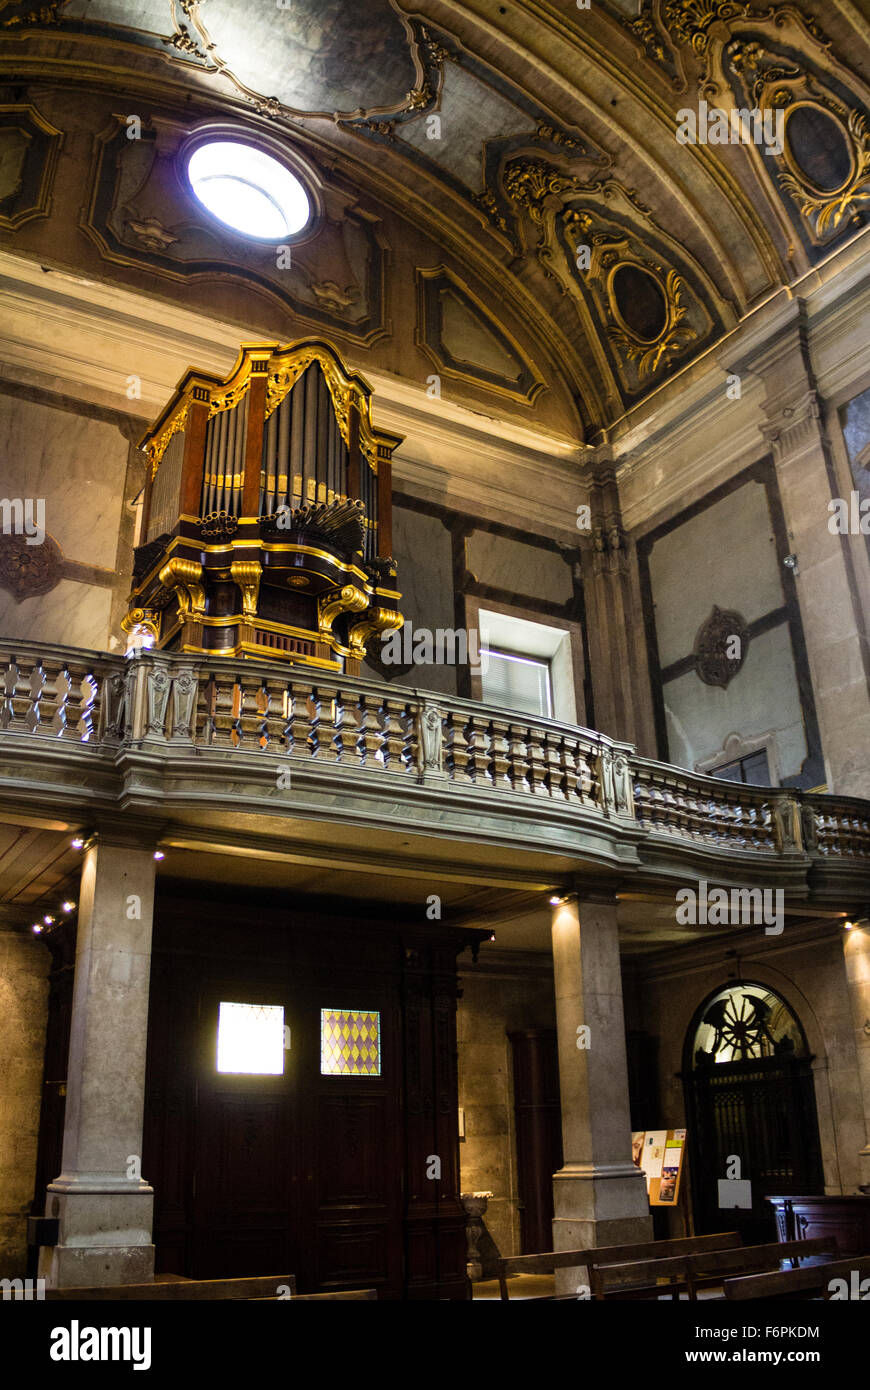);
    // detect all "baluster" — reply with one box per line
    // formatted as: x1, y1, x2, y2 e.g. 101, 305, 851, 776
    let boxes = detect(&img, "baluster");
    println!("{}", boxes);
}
380, 697, 408, 773
76, 672, 98, 743
288, 683, 314, 759
545, 733, 565, 798
50, 665, 73, 738
209, 674, 236, 747
0, 657, 20, 729
334, 692, 361, 763
506, 722, 528, 792
445, 712, 471, 783
466, 715, 490, 784
357, 694, 383, 768
311, 685, 340, 762
234, 677, 261, 748
489, 719, 511, 791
